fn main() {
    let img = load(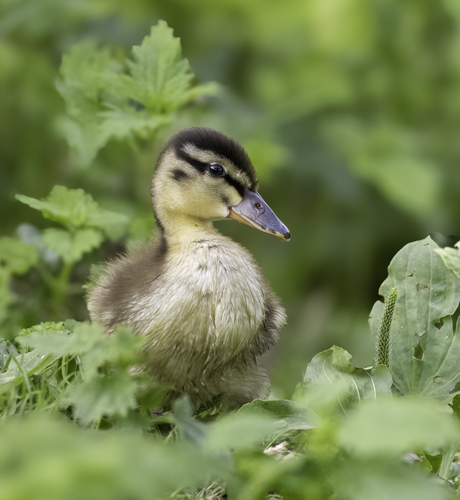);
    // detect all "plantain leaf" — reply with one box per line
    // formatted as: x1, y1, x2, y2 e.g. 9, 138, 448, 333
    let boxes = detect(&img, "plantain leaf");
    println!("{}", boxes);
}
304, 345, 392, 404
370, 236, 460, 401
436, 241, 460, 280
